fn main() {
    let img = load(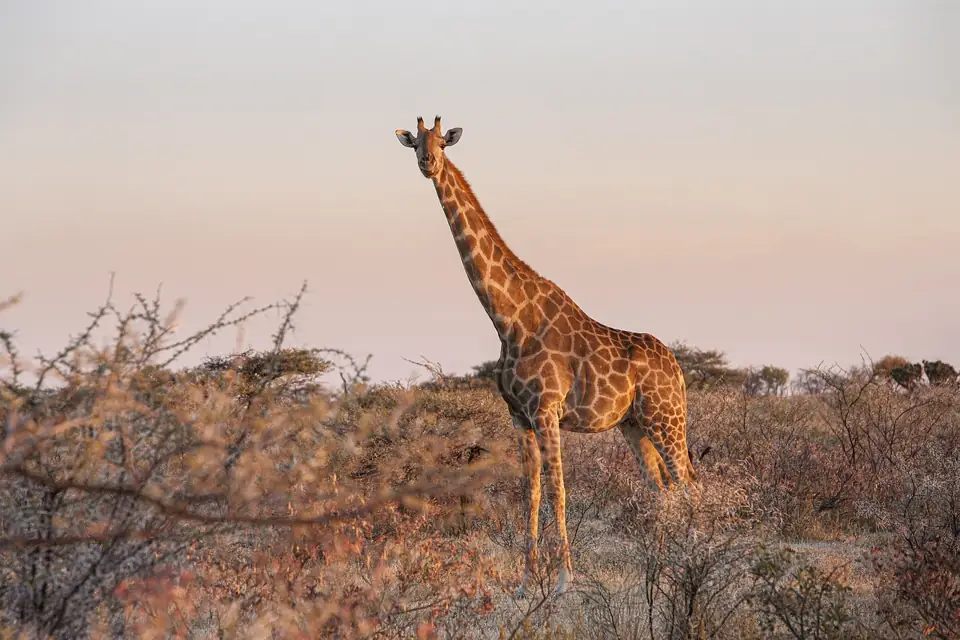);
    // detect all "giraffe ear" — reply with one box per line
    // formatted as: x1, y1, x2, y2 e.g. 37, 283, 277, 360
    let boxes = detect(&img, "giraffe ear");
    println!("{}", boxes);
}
395, 130, 417, 148
443, 128, 463, 147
